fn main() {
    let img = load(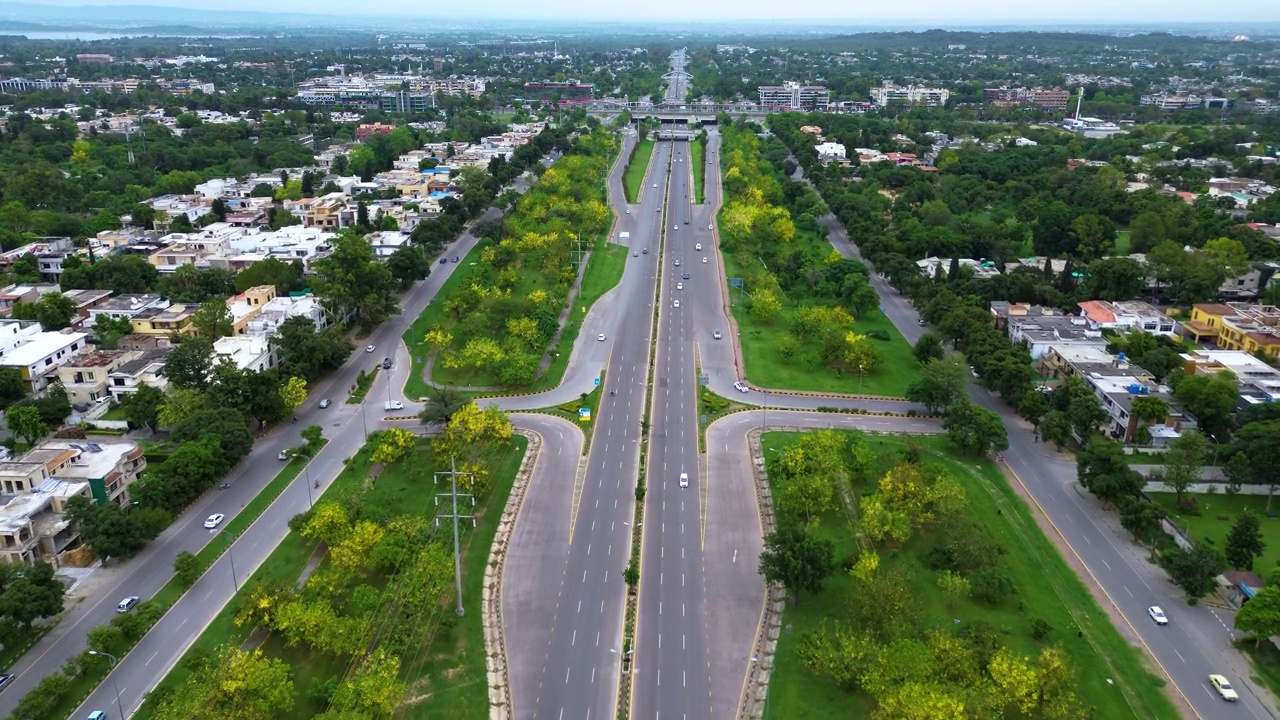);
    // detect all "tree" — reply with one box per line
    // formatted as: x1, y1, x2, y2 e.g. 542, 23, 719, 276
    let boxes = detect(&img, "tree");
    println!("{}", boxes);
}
310, 231, 399, 329
1172, 371, 1238, 440
279, 377, 308, 414
1067, 212, 1115, 261
173, 551, 201, 588
750, 288, 782, 324
1235, 570, 1280, 647
418, 386, 468, 426
843, 332, 883, 374
120, 382, 164, 432
328, 648, 404, 717
0, 561, 65, 629
942, 400, 1008, 457
1226, 510, 1266, 571
1117, 497, 1165, 550
775, 473, 836, 527
1161, 429, 1207, 507
6, 405, 46, 445
912, 332, 945, 364
906, 356, 967, 414
0, 367, 27, 411
172, 408, 253, 468
65, 495, 146, 560
10, 292, 76, 330
93, 314, 134, 350
234, 257, 303, 295
274, 318, 352, 382
1077, 436, 1144, 507
370, 427, 416, 465
757, 523, 836, 604
1158, 543, 1226, 603
1039, 410, 1074, 448
385, 245, 429, 290
152, 646, 294, 720
191, 298, 233, 339
1234, 420, 1280, 511
936, 570, 970, 608
164, 339, 214, 390
158, 387, 209, 428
